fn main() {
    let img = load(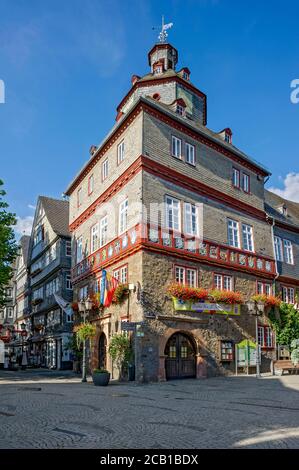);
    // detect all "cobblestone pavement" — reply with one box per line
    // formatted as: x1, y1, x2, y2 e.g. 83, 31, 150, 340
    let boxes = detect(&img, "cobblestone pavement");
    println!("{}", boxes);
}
1, 370, 299, 449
